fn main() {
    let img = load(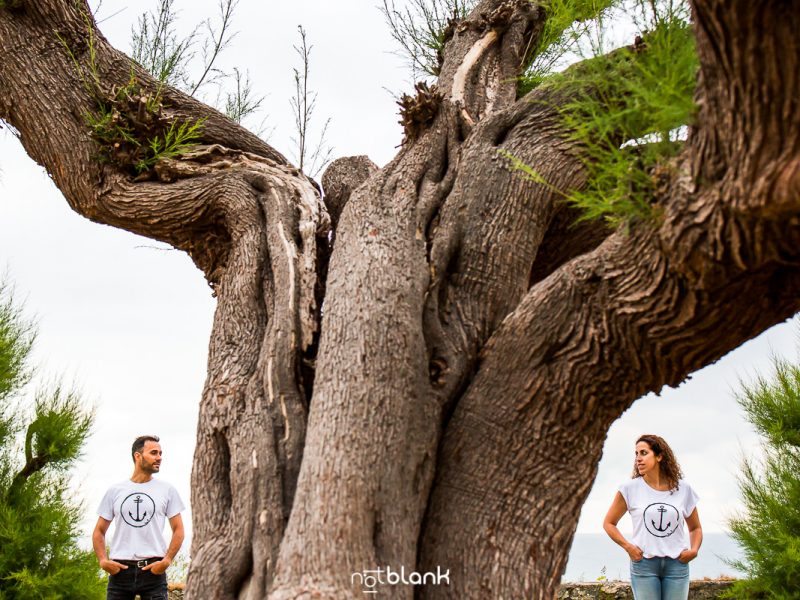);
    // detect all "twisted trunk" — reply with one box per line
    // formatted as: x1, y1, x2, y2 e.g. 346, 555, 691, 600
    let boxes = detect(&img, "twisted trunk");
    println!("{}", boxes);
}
1, 1, 799, 599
